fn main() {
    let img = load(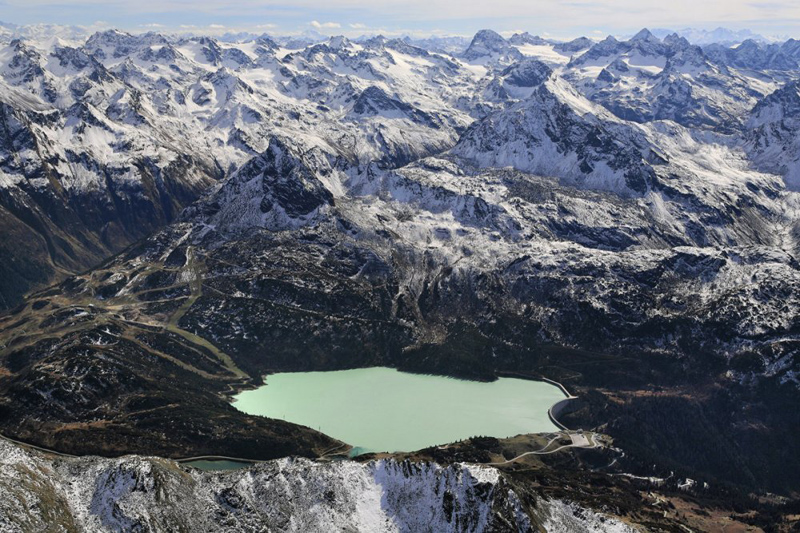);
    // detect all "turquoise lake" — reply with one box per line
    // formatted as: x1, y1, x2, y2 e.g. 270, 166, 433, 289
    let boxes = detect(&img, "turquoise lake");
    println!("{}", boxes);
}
232, 367, 565, 454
